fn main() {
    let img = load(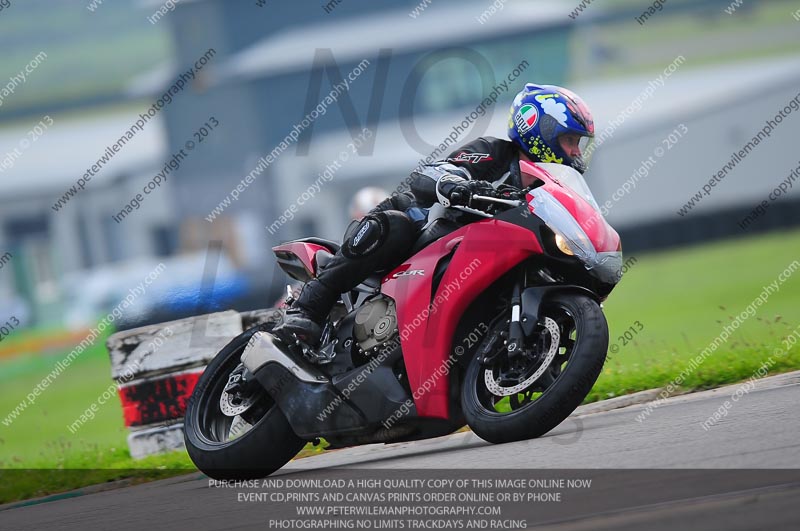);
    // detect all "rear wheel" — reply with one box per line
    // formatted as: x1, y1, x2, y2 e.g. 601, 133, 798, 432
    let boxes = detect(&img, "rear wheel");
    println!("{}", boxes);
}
184, 326, 305, 480
461, 293, 608, 444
